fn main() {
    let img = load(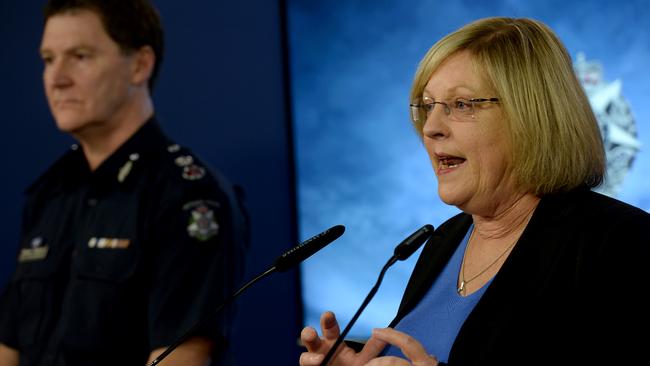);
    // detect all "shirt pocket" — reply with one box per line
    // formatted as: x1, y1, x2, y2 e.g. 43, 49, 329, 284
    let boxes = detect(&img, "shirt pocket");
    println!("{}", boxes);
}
64, 240, 145, 349
10, 242, 66, 346
72, 238, 140, 283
